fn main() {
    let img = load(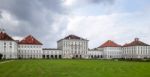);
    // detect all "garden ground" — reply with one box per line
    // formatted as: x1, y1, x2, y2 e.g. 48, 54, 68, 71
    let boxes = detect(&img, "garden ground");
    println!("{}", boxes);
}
0, 59, 150, 77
